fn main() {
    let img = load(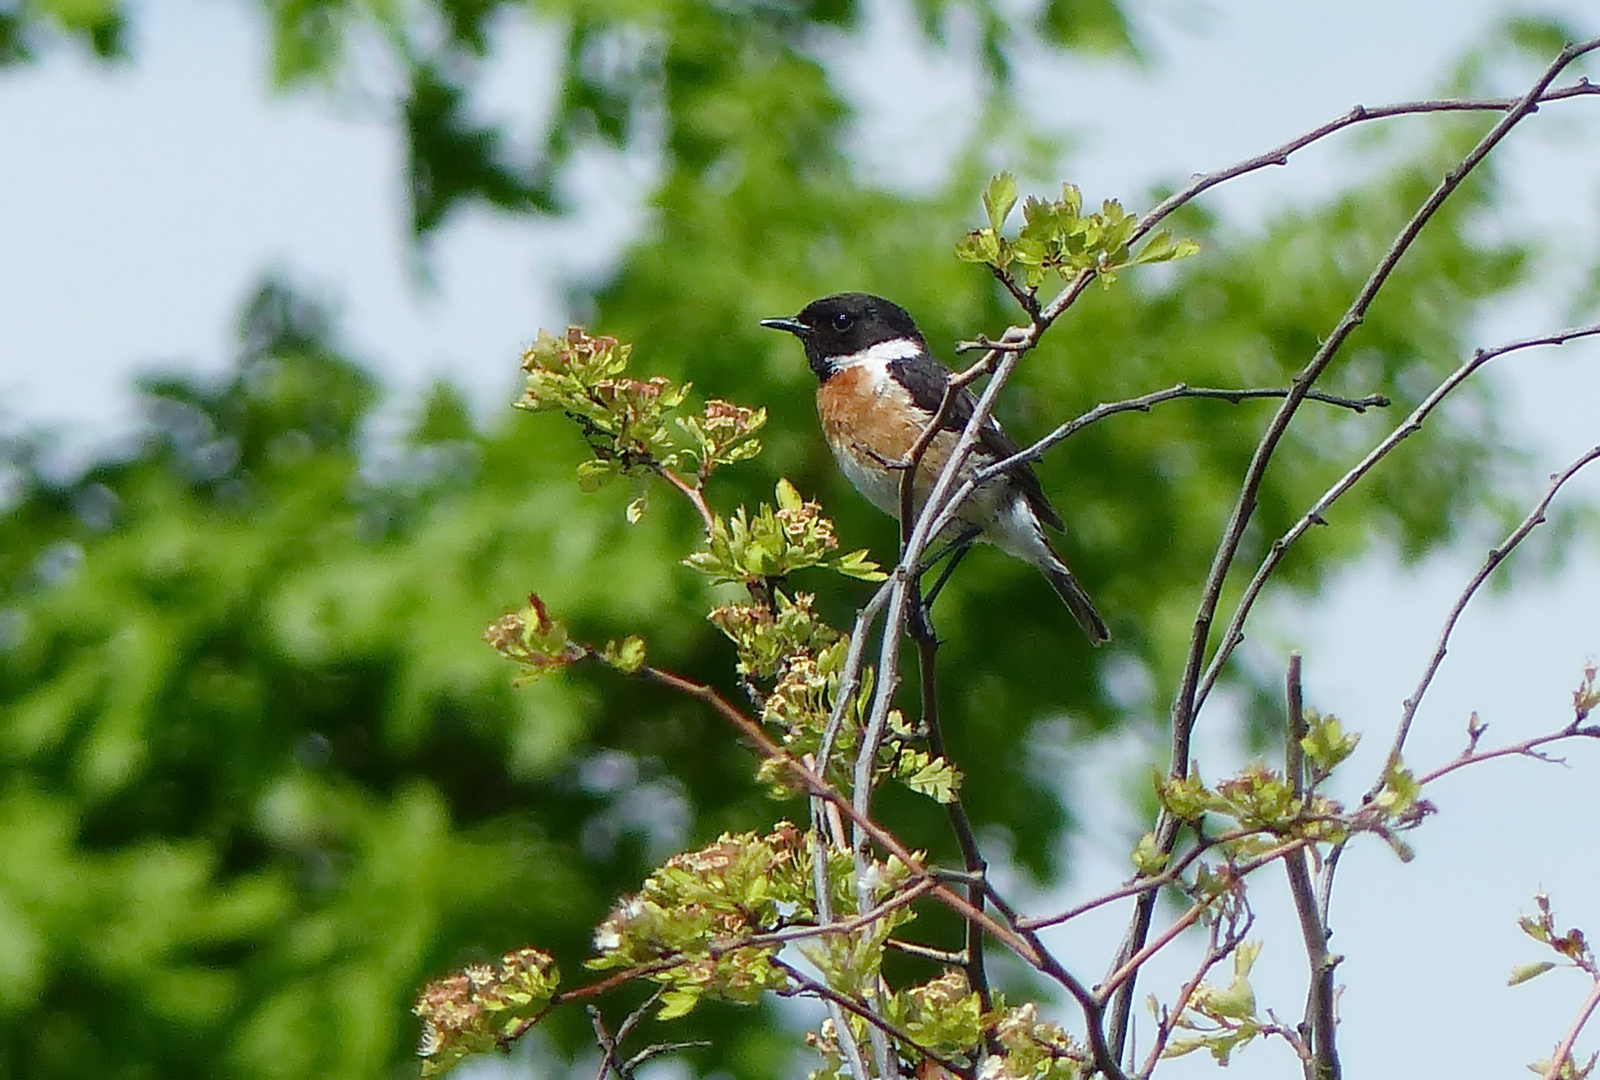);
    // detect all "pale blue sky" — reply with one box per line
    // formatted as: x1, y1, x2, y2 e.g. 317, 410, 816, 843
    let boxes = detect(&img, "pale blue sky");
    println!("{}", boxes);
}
3, 1, 1599, 1077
